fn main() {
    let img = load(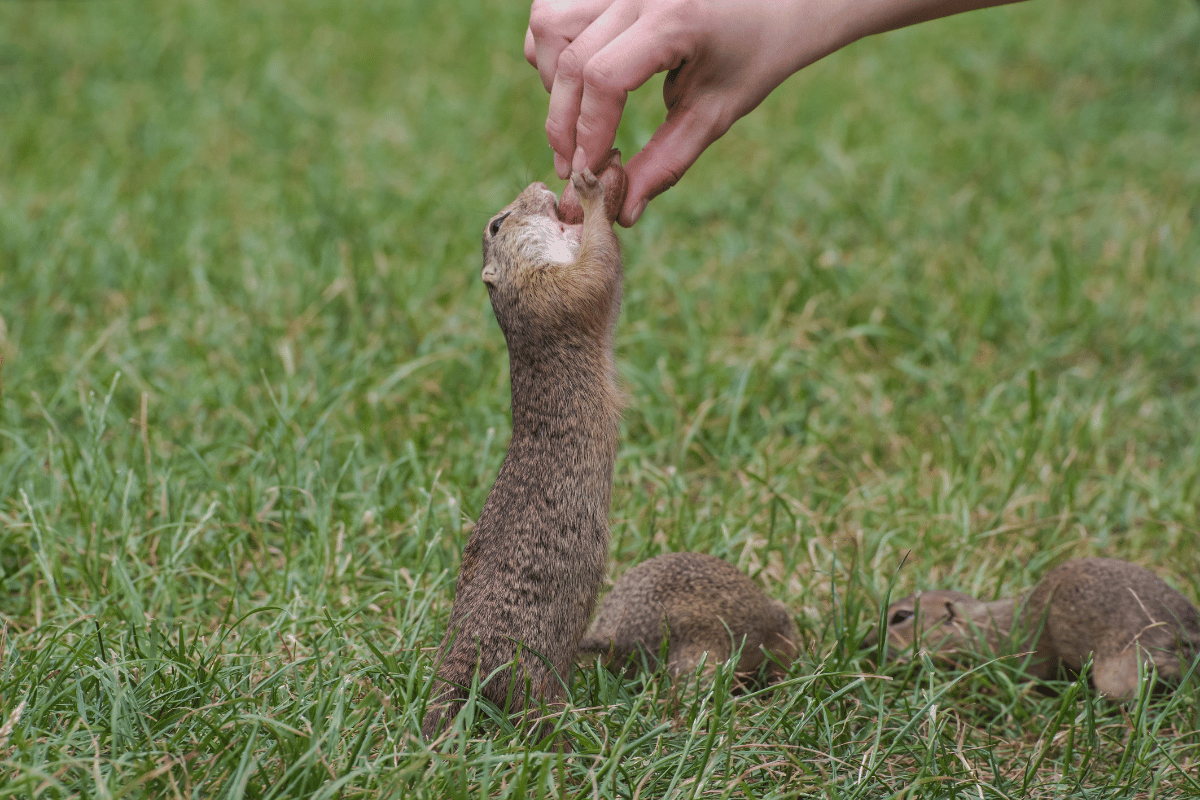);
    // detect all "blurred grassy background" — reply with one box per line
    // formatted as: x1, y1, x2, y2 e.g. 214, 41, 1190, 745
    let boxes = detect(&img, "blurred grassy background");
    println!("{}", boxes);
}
1, 0, 1198, 797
